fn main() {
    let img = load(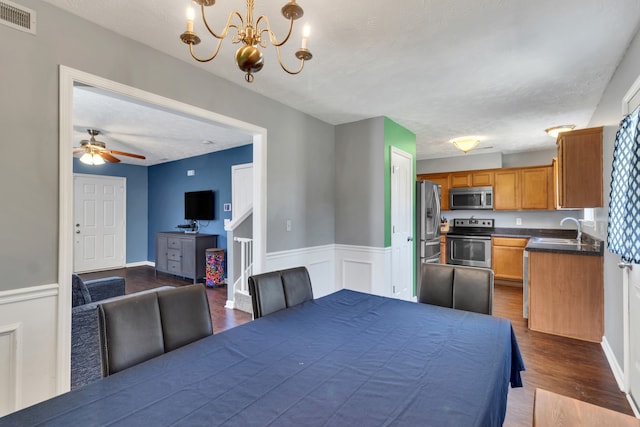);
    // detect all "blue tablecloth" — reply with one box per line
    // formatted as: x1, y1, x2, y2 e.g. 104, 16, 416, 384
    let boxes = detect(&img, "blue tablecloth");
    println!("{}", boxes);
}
1, 289, 524, 426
